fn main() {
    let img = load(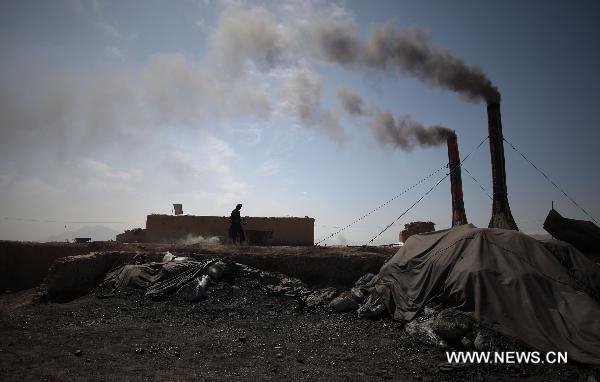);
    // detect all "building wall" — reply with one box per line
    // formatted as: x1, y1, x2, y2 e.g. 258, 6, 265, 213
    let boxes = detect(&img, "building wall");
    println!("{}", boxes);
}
118, 215, 314, 246
399, 221, 435, 243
